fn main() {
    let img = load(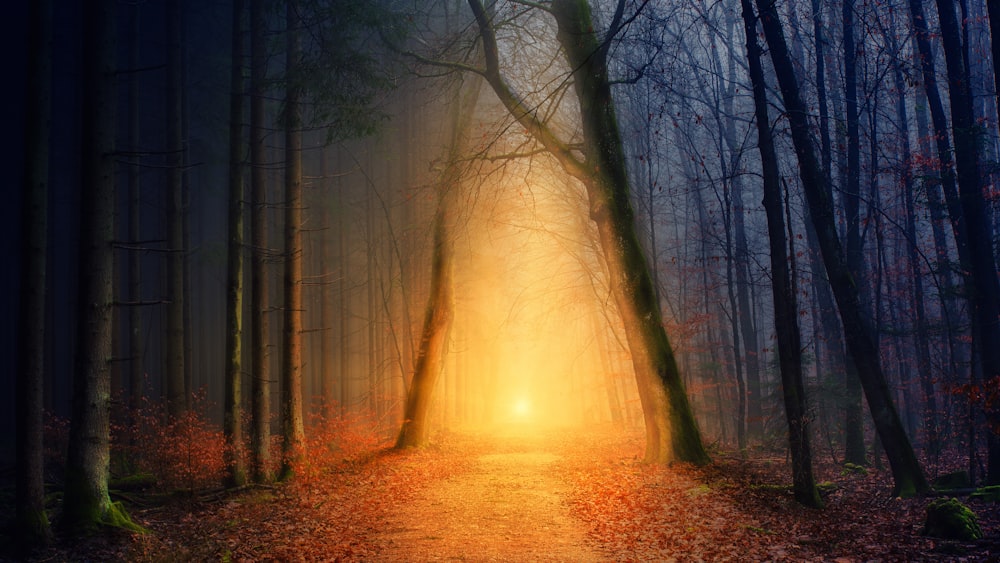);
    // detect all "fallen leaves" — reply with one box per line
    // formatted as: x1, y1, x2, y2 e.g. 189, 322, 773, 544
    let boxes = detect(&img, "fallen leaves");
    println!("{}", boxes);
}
18, 426, 1000, 562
